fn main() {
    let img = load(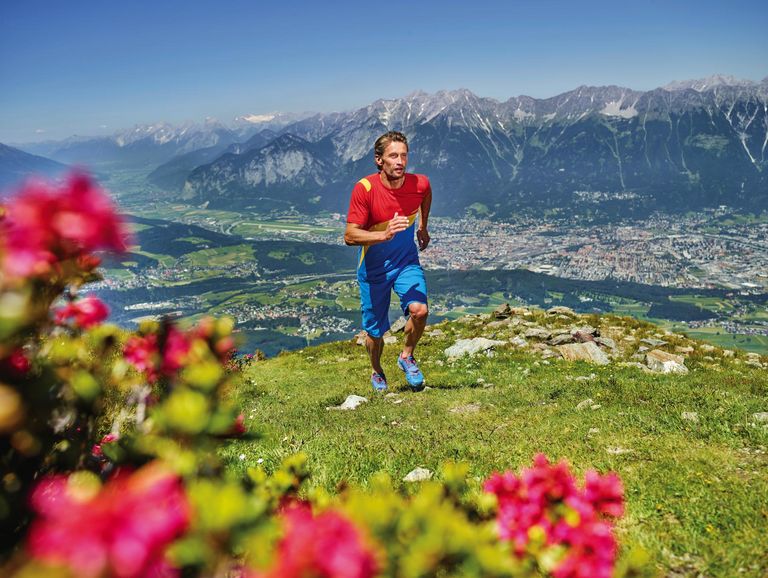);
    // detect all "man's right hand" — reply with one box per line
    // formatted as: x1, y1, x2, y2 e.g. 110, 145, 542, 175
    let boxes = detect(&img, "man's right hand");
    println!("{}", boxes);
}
383, 212, 409, 240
